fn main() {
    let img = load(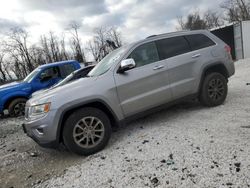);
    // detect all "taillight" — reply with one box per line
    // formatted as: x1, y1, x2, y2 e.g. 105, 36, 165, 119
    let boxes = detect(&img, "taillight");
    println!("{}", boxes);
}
225, 45, 231, 53
225, 45, 232, 60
